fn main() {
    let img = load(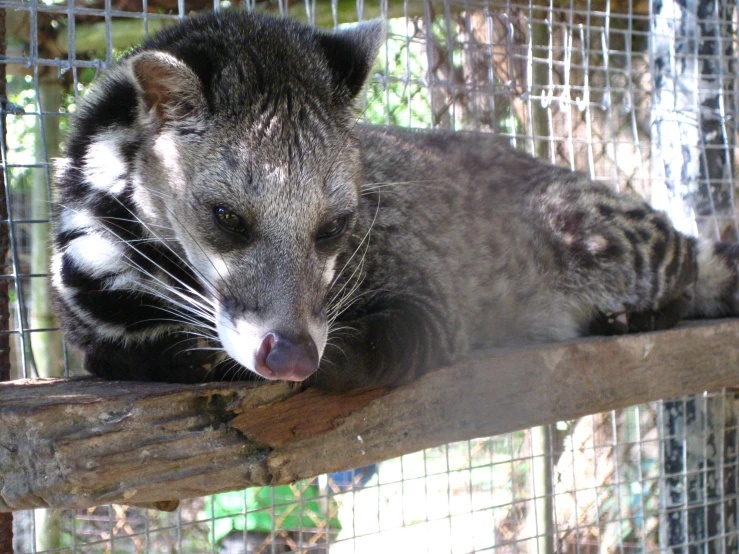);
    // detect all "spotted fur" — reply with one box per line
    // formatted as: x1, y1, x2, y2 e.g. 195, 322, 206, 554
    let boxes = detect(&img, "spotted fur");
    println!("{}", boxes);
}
52, 11, 739, 390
